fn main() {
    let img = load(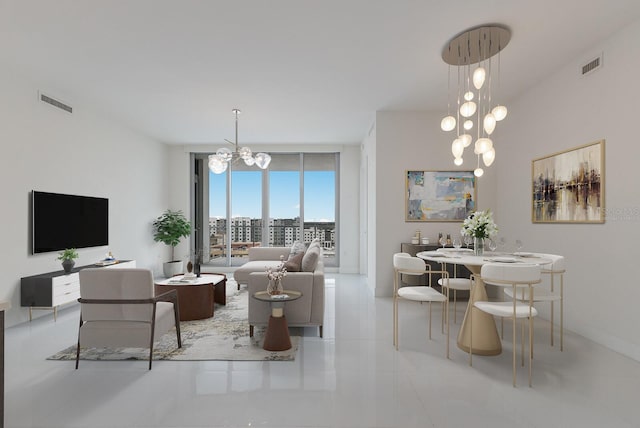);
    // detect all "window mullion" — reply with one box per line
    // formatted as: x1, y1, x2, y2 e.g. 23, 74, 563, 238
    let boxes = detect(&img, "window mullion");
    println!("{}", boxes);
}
299, 153, 304, 244
262, 168, 270, 246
